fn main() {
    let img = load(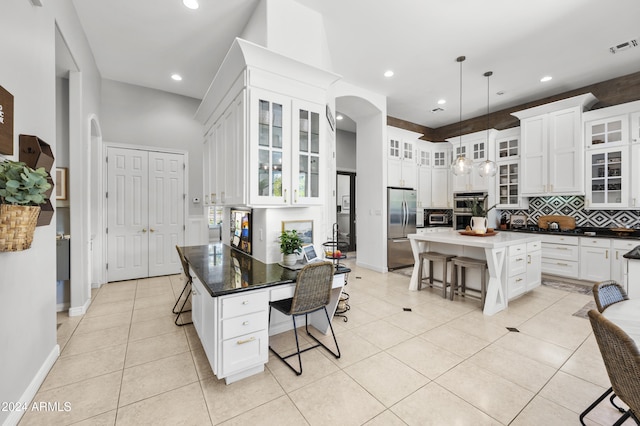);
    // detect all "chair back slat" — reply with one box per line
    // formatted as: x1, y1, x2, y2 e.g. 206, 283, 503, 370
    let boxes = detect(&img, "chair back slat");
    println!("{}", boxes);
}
593, 280, 629, 312
588, 309, 640, 418
290, 262, 334, 315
